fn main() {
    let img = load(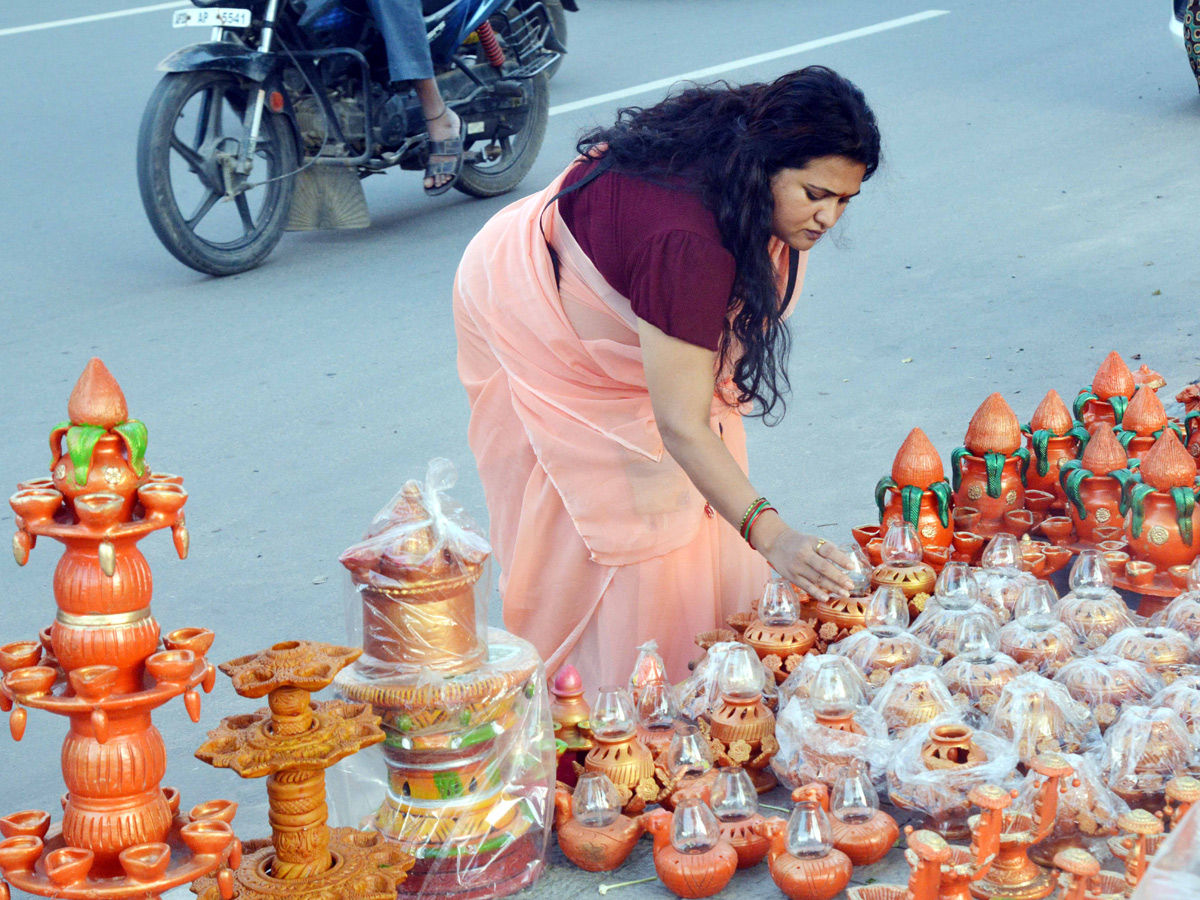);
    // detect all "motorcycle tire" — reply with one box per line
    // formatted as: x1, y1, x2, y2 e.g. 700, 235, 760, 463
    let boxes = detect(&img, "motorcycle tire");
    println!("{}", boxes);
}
137, 70, 298, 277
454, 73, 550, 199
544, 0, 568, 78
